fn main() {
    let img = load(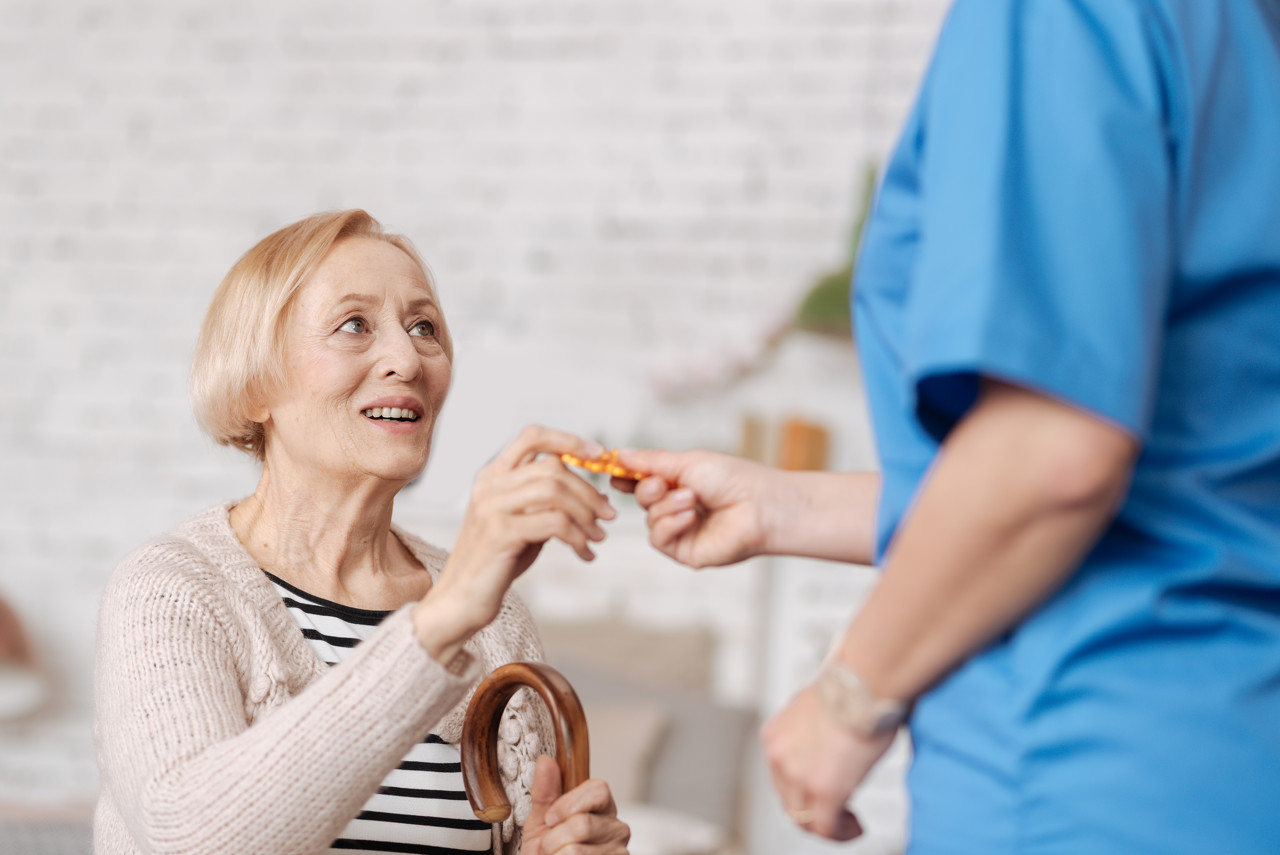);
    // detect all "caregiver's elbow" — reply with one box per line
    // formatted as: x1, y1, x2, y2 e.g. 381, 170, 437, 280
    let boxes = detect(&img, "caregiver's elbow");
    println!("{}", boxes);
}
971, 379, 1141, 515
